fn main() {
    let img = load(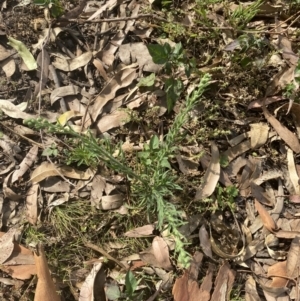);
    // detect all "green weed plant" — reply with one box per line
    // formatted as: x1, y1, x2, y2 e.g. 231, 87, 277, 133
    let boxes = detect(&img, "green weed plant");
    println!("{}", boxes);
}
24, 73, 211, 268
